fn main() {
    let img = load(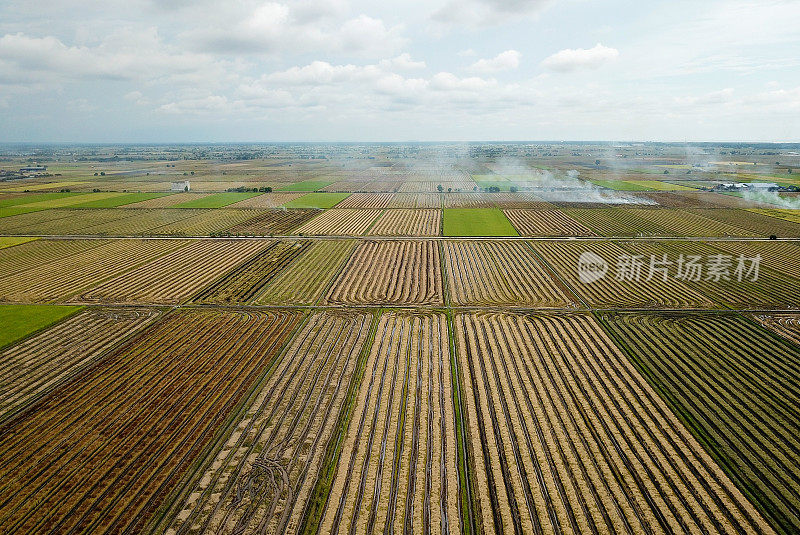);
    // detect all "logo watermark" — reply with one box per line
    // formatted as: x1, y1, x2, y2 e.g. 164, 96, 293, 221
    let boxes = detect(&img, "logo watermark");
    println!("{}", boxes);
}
576, 252, 760, 283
